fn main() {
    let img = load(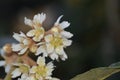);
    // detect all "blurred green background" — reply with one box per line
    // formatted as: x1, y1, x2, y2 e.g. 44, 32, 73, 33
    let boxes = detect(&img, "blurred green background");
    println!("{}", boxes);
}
0, 0, 120, 80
